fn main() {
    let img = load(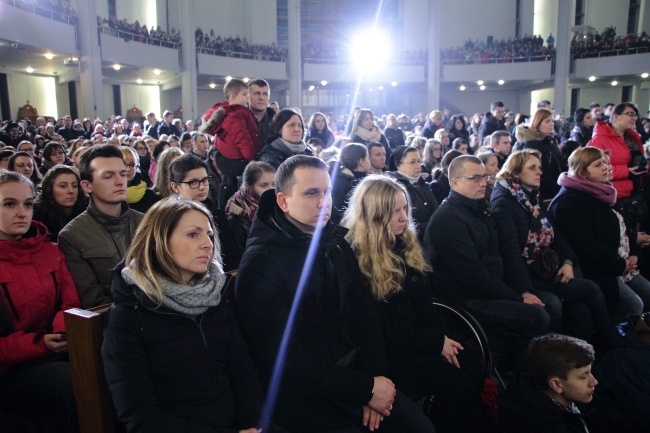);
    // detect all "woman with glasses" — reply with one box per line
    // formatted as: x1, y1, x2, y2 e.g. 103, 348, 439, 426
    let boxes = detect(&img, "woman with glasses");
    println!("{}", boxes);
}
388, 146, 438, 240
119, 147, 160, 214
477, 152, 499, 207
589, 103, 646, 221
132, 139, 152, 185
39, 142, 71, 176
422, 139, 443, 177
491, 149, 615, 349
